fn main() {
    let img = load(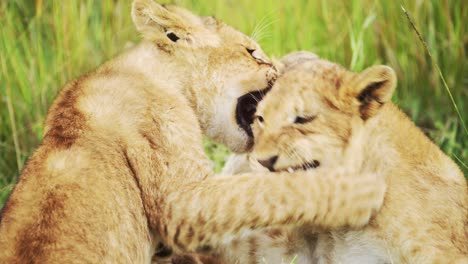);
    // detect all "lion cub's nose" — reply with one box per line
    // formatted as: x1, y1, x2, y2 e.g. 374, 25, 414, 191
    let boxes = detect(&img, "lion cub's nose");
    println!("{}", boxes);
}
257, 155, 278, 172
